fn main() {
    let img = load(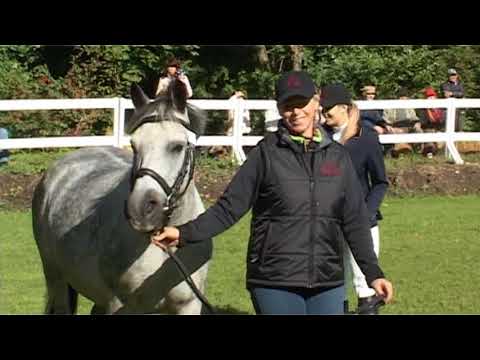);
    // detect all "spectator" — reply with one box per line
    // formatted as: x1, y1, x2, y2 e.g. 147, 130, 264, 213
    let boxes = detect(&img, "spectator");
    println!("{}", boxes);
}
226, 91, 251, 136
417, 87, 446, 158
320, 83, 389, 314
441, 68, 465, 131
441, 68, 465, 99
359, 85, 388, 135
383, 87, 423, 157
209, 91, 251, 158
151, 71, 394, 315
0, 127, 10, 165
156, 58, 193, 98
